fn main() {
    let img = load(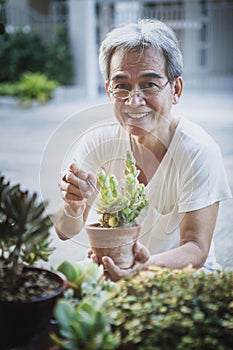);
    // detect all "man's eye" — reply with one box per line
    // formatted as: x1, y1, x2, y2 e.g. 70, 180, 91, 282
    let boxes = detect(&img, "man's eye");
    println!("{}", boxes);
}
141, 82, 159, 89
114, 84, 130, 90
